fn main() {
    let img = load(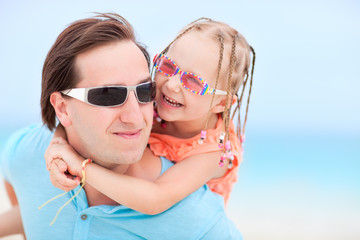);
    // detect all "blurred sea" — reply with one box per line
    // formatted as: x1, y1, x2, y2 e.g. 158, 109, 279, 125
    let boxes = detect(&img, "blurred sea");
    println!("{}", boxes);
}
0, 125, 359, 239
